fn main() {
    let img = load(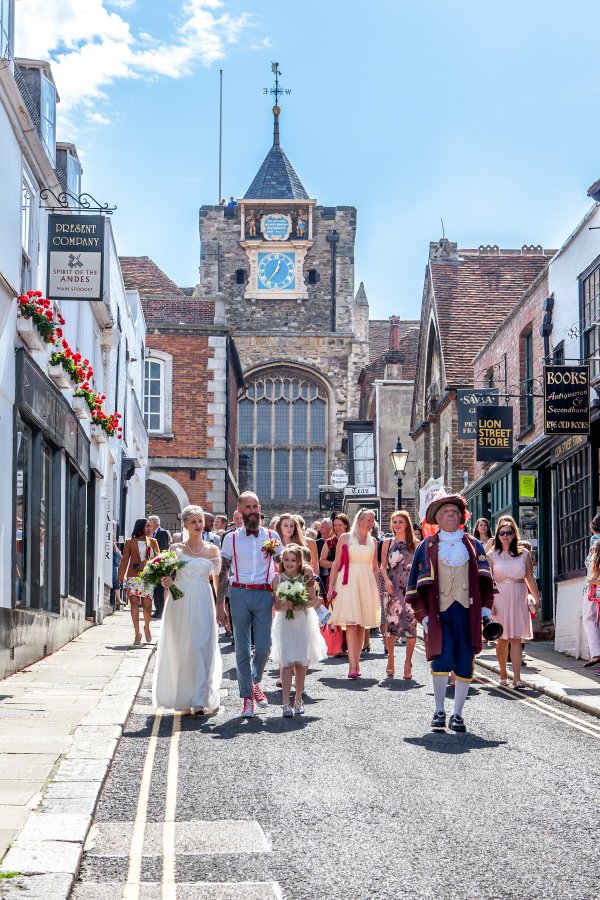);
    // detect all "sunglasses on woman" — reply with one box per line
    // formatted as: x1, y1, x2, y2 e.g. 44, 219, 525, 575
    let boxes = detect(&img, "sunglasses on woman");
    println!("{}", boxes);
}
498, 529, 514, 537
